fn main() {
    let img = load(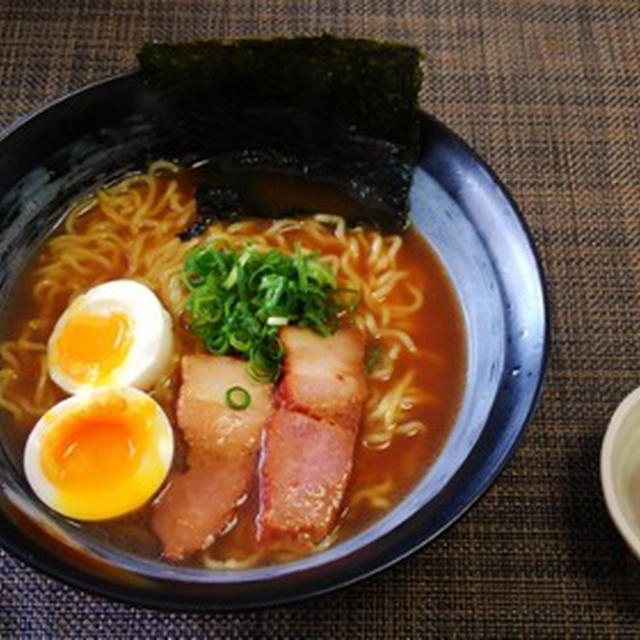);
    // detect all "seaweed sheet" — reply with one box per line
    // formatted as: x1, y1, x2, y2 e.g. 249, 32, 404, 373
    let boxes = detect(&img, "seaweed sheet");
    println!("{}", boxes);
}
137, 35, 422, 233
